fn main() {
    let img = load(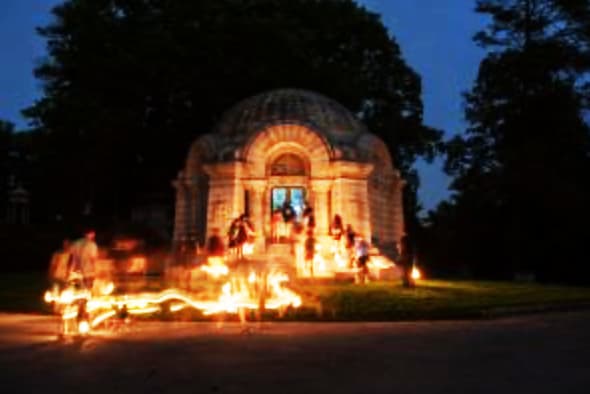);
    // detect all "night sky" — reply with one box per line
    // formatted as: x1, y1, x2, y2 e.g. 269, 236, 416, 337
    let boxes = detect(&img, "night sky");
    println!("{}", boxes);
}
0, 0, 488, 212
